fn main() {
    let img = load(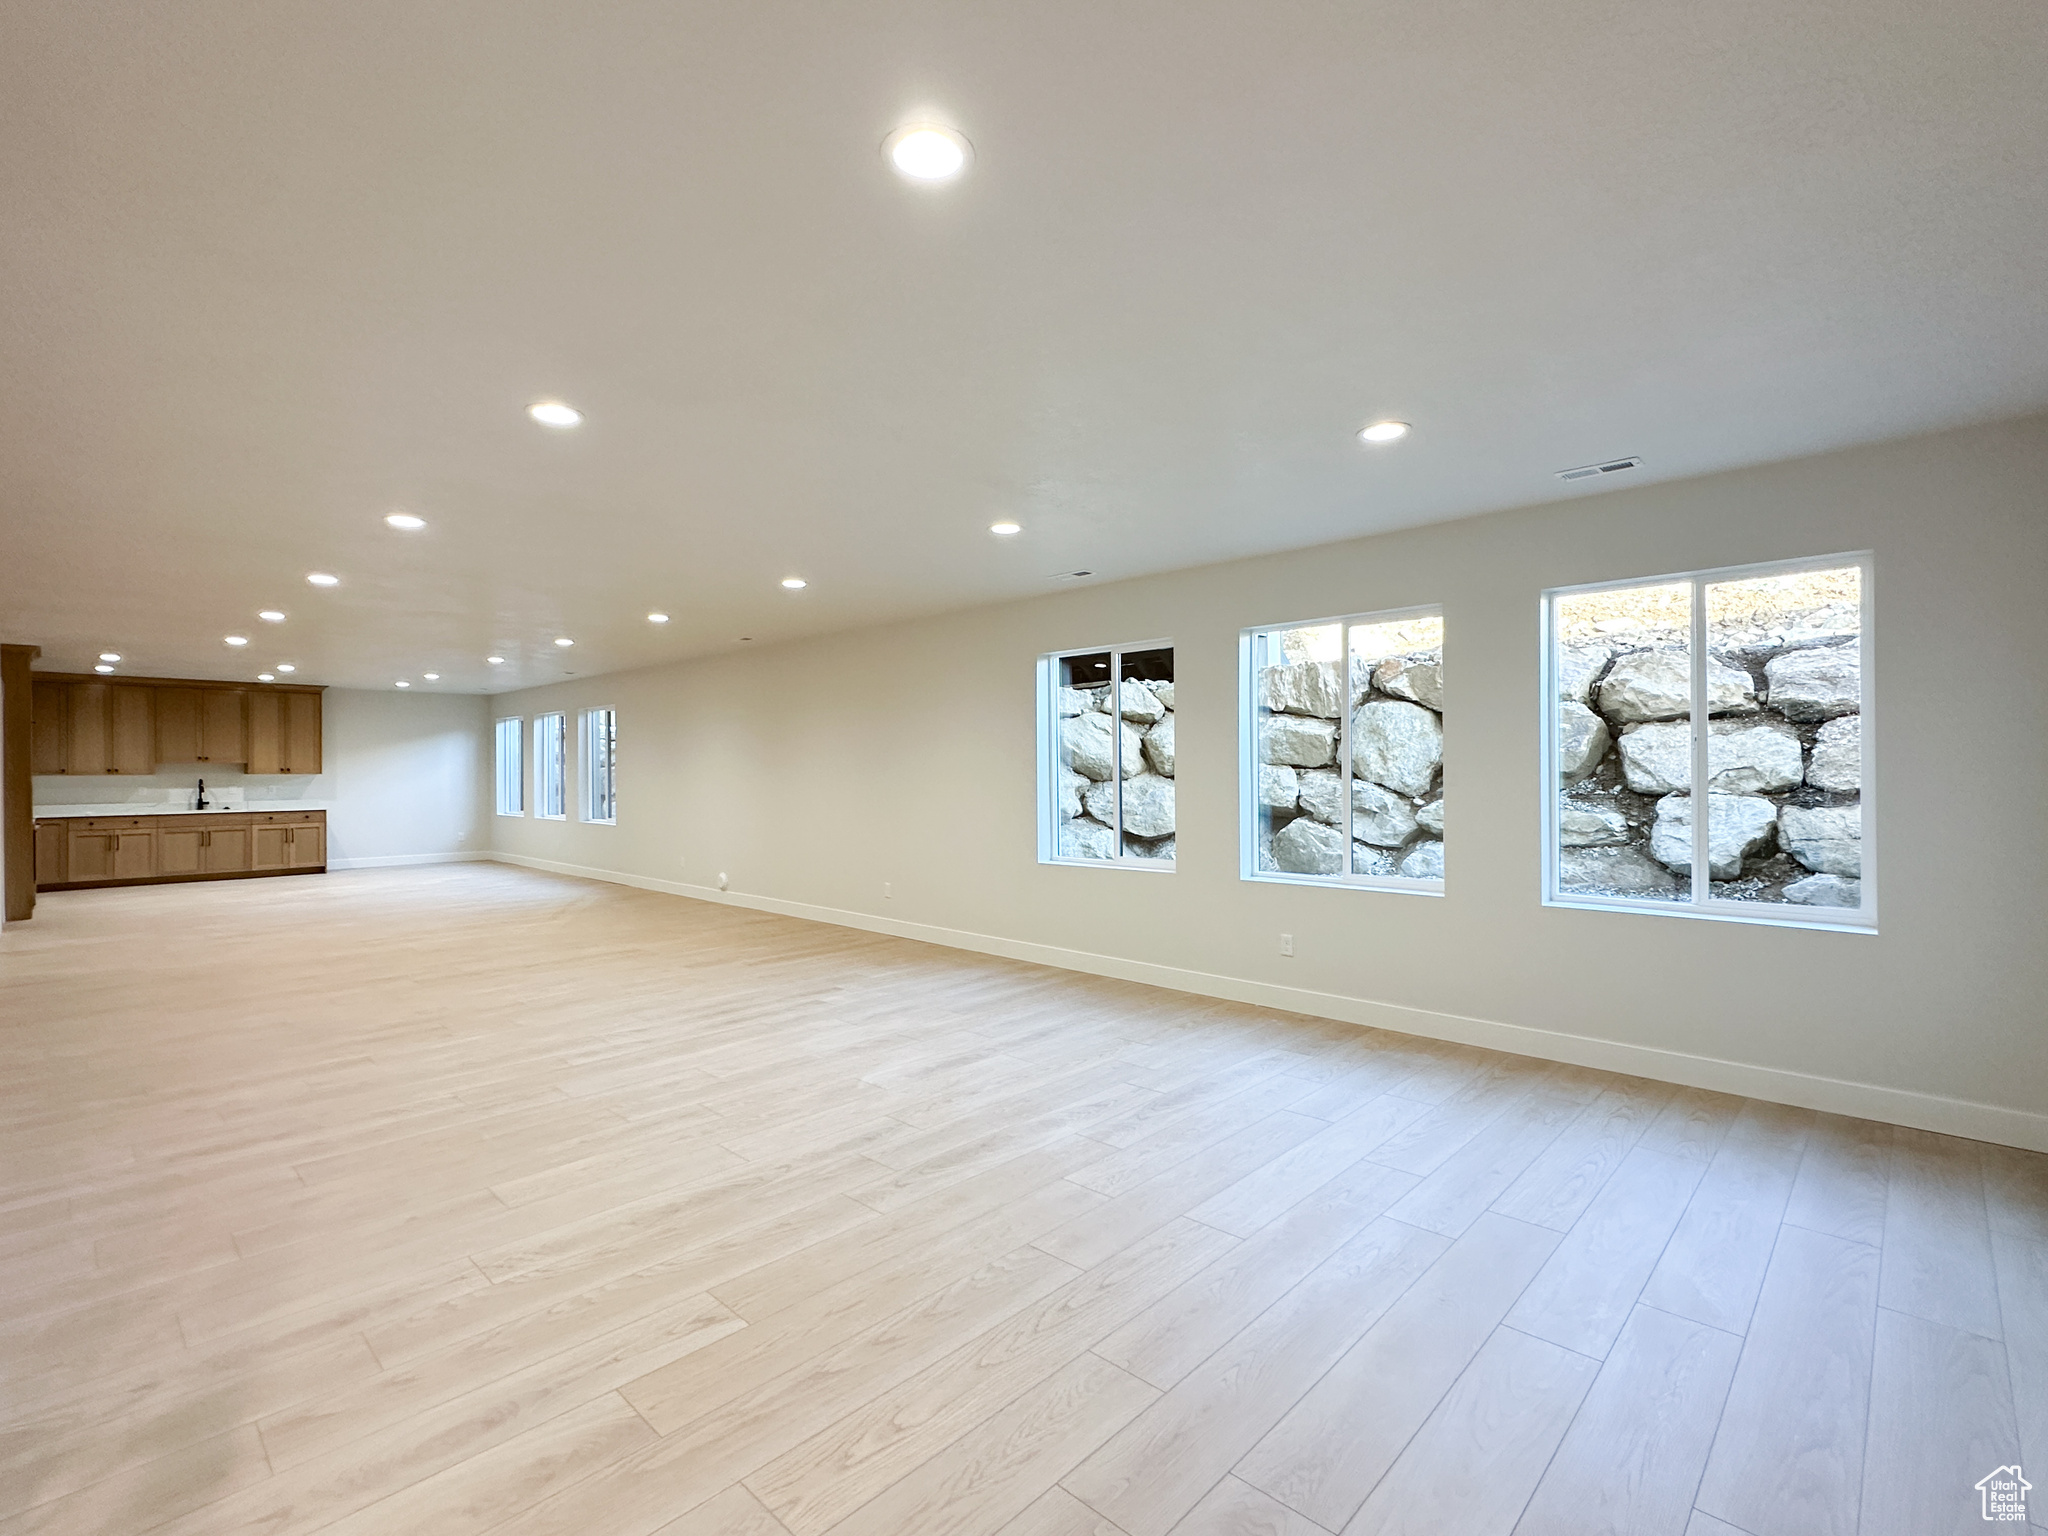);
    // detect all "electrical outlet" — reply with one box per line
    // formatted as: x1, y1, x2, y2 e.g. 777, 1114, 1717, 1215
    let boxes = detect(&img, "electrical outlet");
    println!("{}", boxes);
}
717, 872, 729, 891
883, 882, 893, 899
1279, 933, 1294, 957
